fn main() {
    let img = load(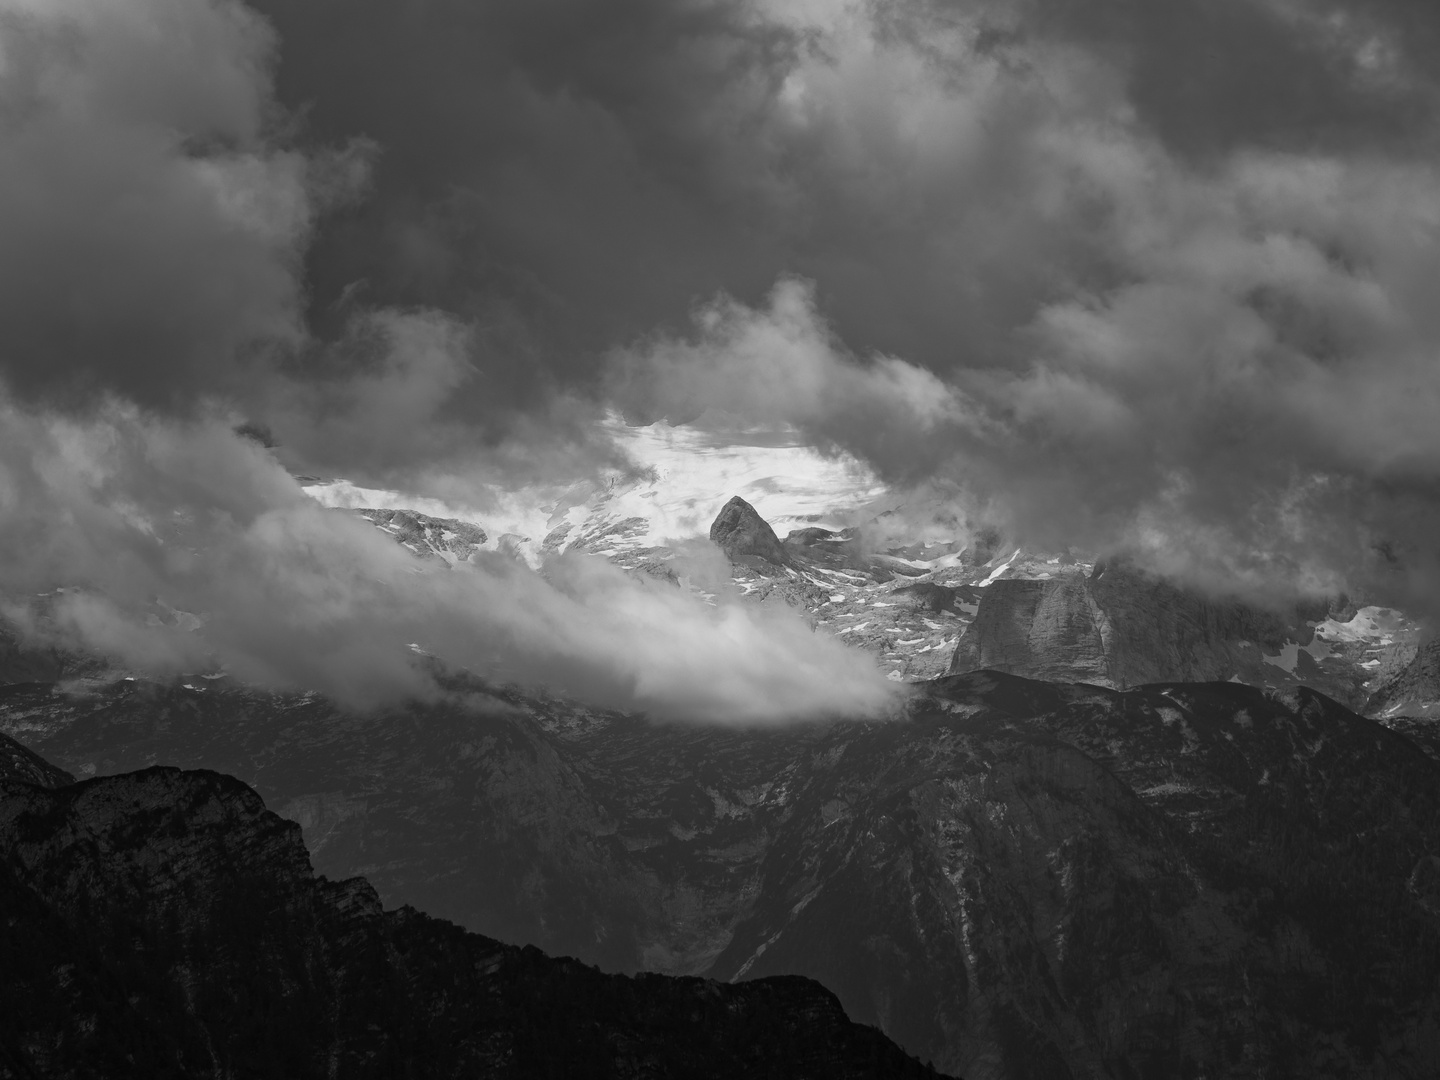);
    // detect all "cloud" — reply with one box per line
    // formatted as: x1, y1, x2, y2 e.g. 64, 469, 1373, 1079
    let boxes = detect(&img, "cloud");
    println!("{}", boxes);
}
262, 307, 639, 501
4, 0, 1440, 719
0, 0, 328, 408
610, 277, 978, 480
0, 0, 638, 498
0, 0, 898, 722
602, 3, 1440, 613
0, 401, 899, 723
